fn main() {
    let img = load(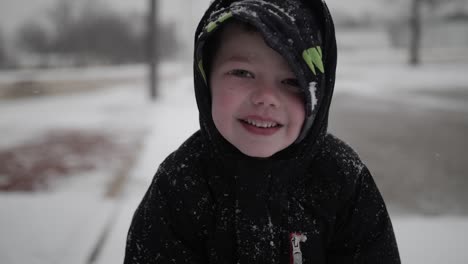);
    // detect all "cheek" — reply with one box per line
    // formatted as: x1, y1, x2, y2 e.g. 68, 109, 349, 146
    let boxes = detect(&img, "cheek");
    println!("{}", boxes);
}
286, 95, 306, 128
211, 80, 238, 131
212, 89, 241, 119
211, 92, 227, 122
211, 77, 246, 115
